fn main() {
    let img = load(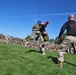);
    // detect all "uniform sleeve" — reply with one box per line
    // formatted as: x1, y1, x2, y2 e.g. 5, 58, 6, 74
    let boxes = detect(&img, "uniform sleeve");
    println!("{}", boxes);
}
43, 21, 49, 27
58, 22, 68, 38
